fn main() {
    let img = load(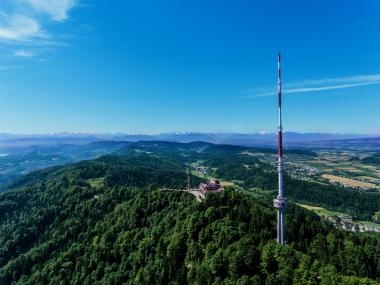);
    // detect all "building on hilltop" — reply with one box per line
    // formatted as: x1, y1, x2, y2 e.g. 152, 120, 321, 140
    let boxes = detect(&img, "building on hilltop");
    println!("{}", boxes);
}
199, 180, 224, 193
